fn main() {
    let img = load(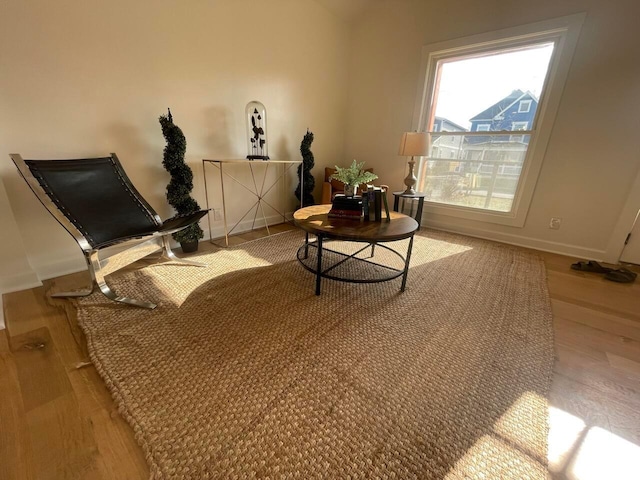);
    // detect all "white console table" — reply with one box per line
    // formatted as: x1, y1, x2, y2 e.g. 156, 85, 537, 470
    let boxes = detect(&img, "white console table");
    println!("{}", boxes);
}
202, 159, 303, 247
